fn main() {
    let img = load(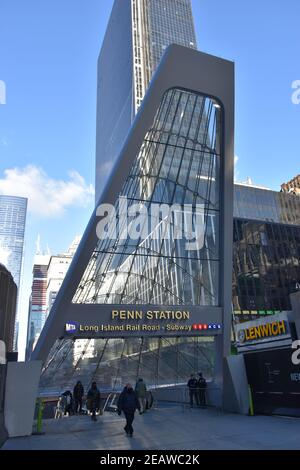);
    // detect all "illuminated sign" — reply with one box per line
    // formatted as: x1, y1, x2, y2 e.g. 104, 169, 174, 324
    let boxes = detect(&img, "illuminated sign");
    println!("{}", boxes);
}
237, 320, 287, 343
110, 309, 190, 321
64, 306, 223, 338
